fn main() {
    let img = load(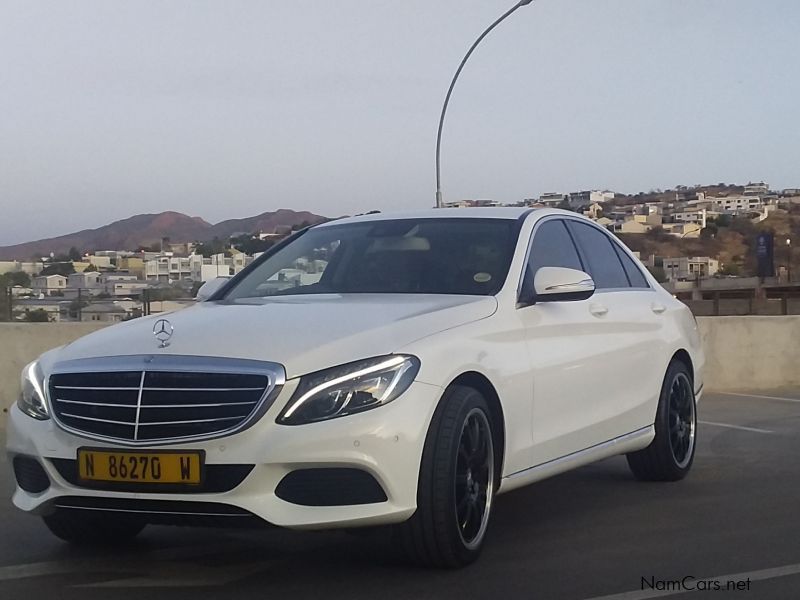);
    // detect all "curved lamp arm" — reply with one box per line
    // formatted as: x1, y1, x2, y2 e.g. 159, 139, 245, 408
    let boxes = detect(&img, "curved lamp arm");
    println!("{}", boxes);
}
435, 0, 535, 208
